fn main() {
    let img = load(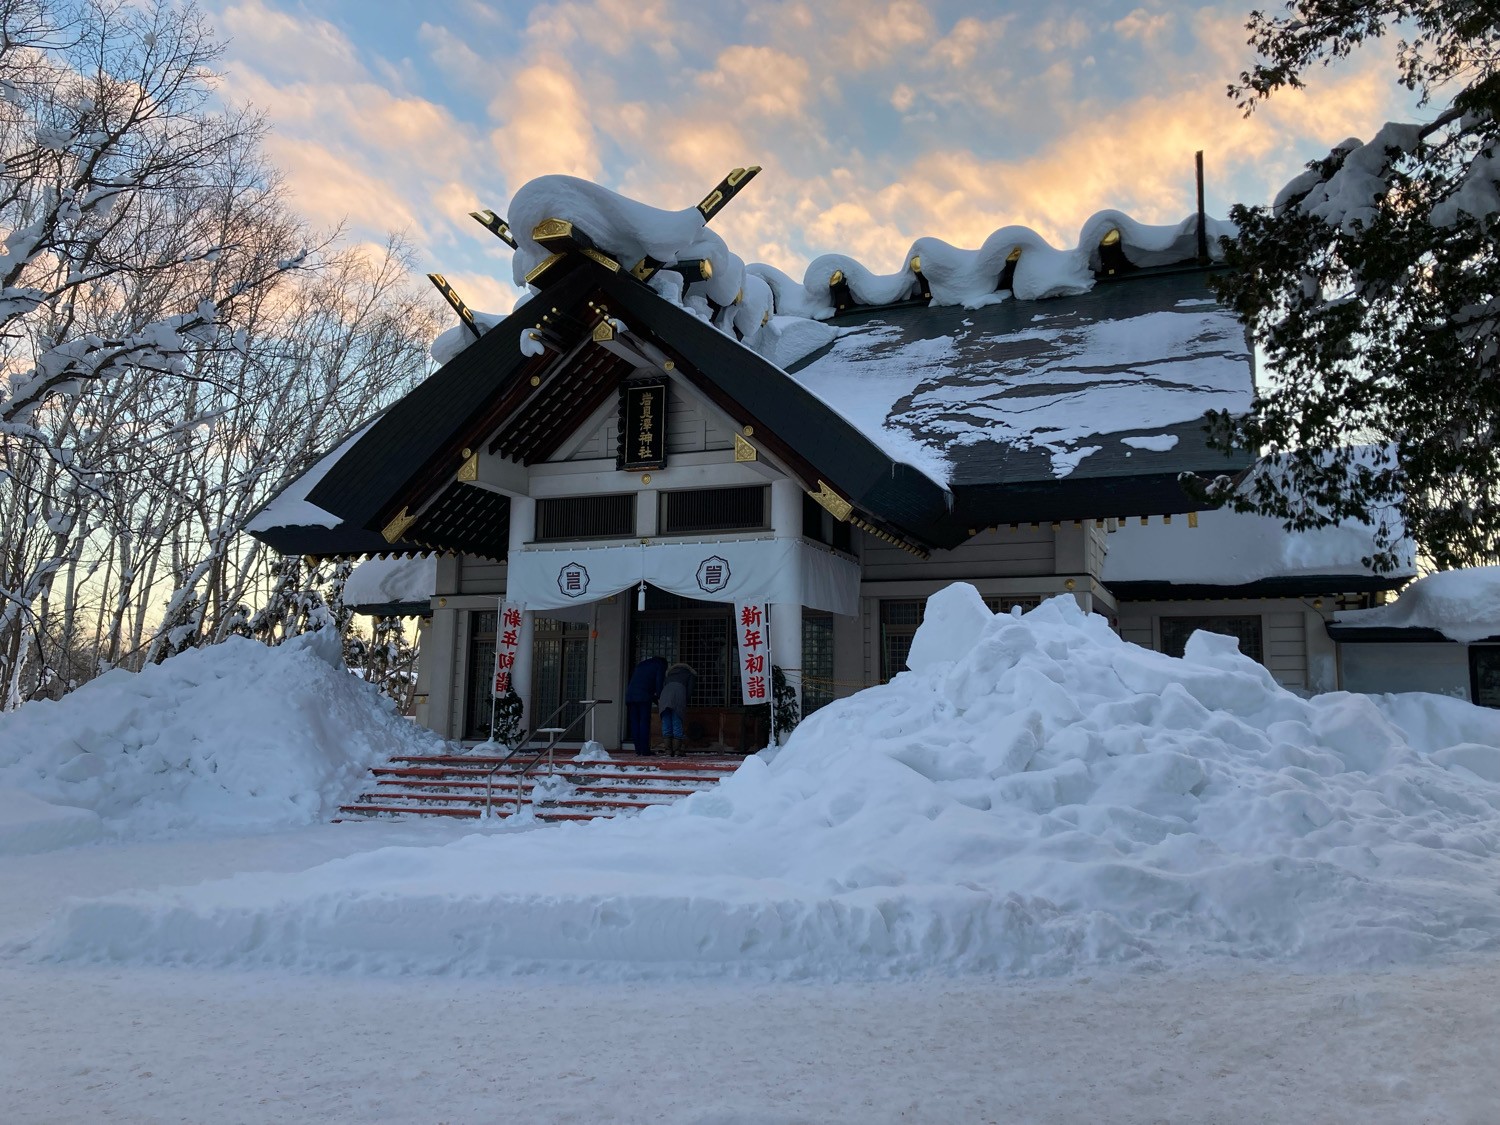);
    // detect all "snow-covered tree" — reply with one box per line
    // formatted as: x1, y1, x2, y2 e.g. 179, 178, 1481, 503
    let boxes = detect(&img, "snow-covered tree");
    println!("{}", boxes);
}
1203, 1, 1500, 571
0, 1, 439, 704
347, 615, 420, 715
